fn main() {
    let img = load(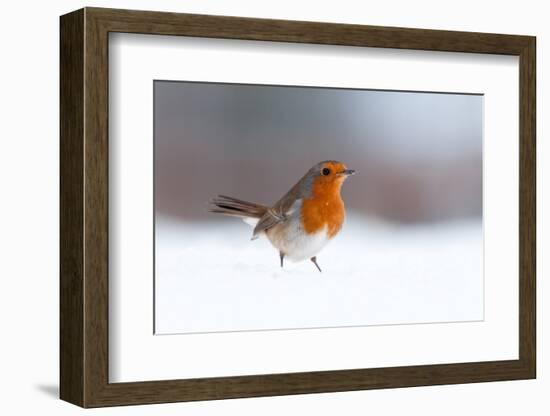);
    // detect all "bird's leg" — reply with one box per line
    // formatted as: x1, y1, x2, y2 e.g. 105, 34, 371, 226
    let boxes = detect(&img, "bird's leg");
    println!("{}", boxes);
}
310, 256, 322, 272
280, 252, 285, 268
